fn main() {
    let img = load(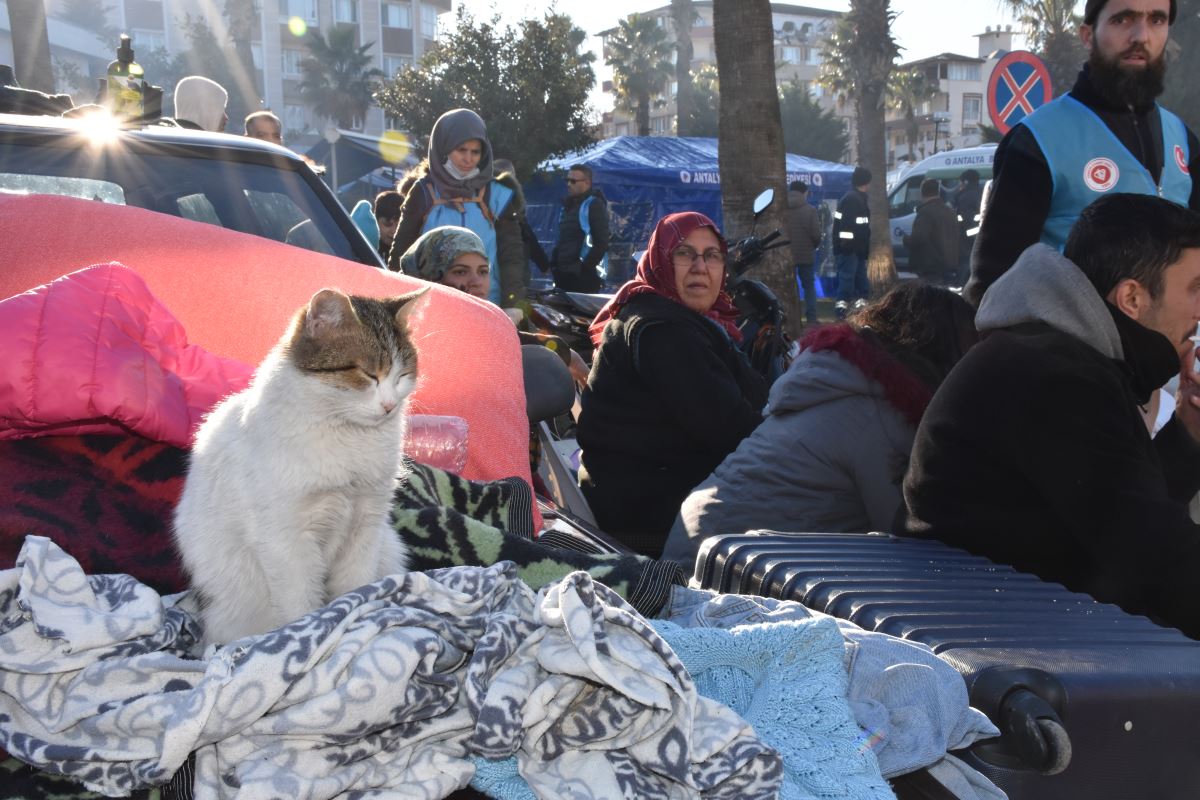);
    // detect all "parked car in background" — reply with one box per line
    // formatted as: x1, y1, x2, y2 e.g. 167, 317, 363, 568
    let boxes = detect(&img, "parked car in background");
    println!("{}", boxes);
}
0, 112, 383, 267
